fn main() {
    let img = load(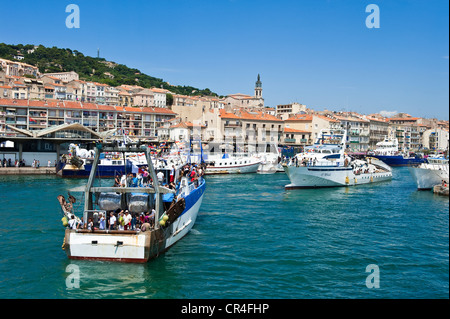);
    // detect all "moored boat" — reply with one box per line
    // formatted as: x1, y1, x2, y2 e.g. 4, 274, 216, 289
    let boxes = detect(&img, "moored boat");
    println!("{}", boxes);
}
204, 153, 261, 175
408, 155, 449, 190
369, 136, 425, 166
